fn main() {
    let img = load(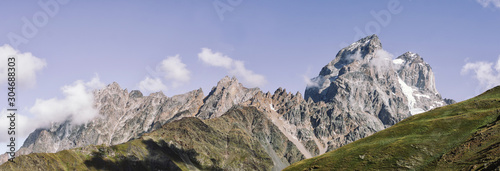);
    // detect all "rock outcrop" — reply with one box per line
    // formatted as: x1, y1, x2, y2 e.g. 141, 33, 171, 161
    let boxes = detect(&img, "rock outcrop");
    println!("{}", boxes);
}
393, 52, 445, 114
444, 98, 457, 105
